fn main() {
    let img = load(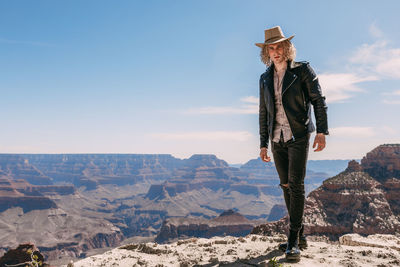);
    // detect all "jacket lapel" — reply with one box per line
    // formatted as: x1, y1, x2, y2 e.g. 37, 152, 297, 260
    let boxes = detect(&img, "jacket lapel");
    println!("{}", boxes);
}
282, 71, 297, 96
264, 66, 274, 98
282, 61, 300, 95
